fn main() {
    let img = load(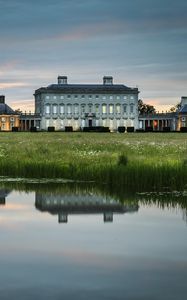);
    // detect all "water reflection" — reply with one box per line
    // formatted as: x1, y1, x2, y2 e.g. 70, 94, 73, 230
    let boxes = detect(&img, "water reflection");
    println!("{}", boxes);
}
35, 193, 138, 223
0, 182, 187, 299
0, 180, 187, 224
0, 189, 10, 205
